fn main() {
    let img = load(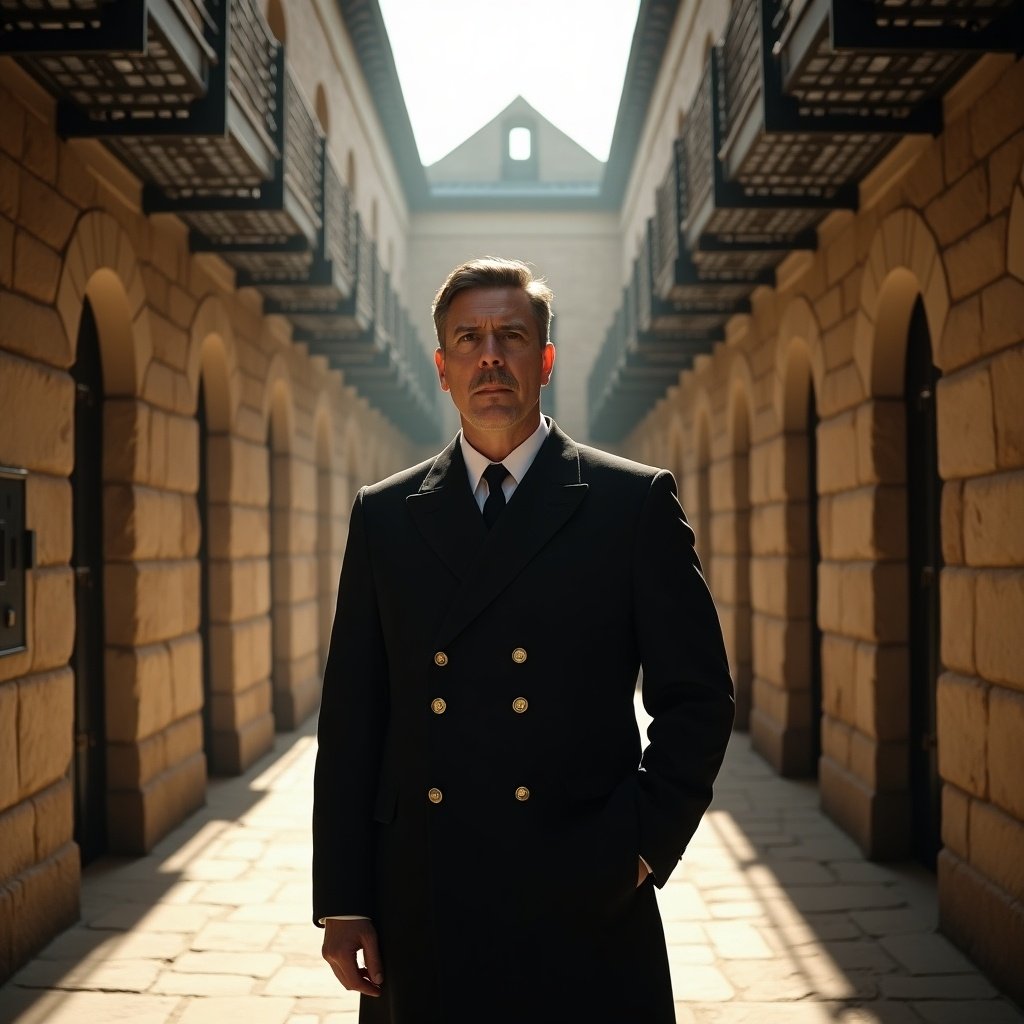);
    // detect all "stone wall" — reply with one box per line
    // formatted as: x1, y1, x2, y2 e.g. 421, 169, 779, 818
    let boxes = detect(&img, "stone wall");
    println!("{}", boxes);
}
622, 55, 1024, 1003
0, 55, 414, 981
